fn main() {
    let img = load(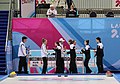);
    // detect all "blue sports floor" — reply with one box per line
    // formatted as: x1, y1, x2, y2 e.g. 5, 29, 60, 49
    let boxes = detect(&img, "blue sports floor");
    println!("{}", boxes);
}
0, 74, 120, 84
114, 74, 120, 83
0, 75, 8, 81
